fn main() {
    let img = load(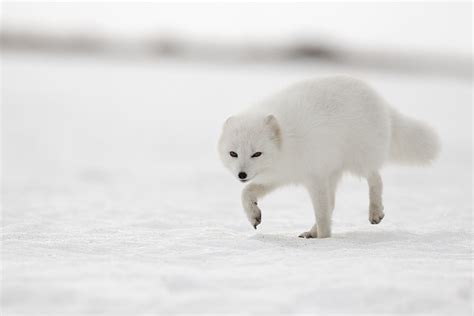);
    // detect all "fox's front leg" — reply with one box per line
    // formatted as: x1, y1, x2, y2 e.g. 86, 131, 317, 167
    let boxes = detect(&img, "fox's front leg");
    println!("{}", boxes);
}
300, 178, 332, 238
241, 183, 275, 229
